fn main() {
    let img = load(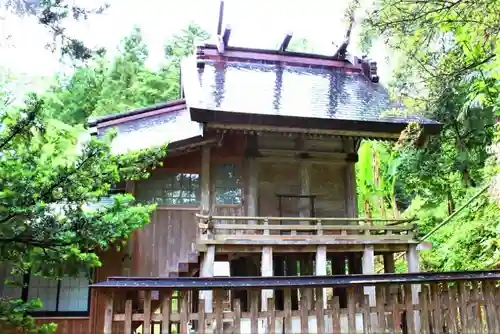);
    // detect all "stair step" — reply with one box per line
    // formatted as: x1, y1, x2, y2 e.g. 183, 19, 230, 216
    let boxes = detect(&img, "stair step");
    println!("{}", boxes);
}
178, 262, 189, 272
187, 252, 199, 263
